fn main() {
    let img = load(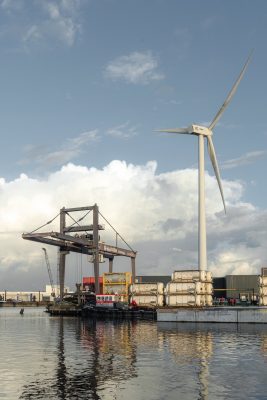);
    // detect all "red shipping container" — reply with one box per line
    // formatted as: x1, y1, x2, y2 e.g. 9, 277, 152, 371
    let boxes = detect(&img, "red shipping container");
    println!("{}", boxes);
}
83, 276, 103, 285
